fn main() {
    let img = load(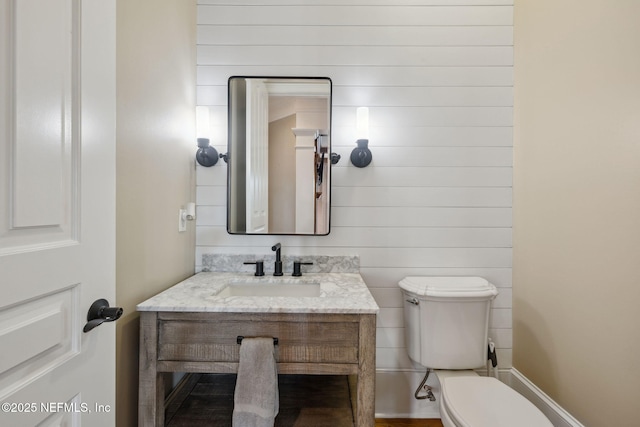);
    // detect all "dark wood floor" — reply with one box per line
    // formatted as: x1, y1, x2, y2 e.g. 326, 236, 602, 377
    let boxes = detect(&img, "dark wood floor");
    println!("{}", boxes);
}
165, 374, 443, 427
375, 419, 443, 427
